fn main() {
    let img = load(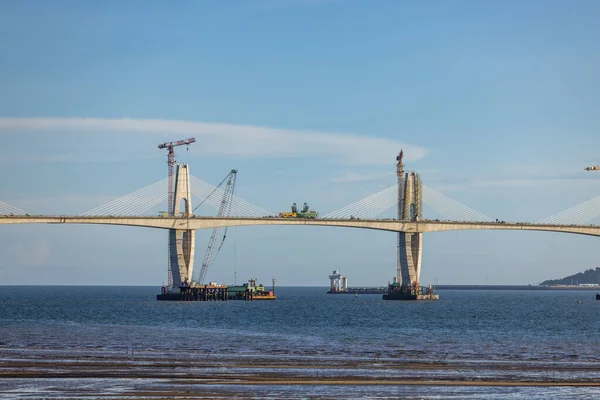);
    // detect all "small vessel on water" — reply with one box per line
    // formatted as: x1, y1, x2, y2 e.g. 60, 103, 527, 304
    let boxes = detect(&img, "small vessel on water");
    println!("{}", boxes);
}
228, 278, 277, 301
